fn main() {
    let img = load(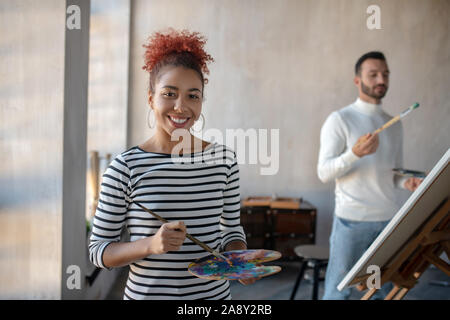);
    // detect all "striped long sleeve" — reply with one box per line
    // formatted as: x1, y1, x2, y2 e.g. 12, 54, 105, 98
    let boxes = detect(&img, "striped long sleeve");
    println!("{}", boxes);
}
88, 155, 130, 269
220, 152, 246, 250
